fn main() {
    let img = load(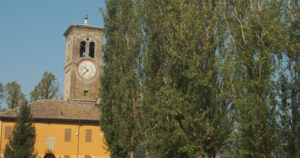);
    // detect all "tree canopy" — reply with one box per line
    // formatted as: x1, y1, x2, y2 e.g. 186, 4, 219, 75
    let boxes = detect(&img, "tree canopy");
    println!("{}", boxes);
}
99, 0, 299, 157
99, 0, 142, 157
5, 81, 26, 109
4, 102, 36, 158
0, 83, 4, 105
30, 72, 59, 102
